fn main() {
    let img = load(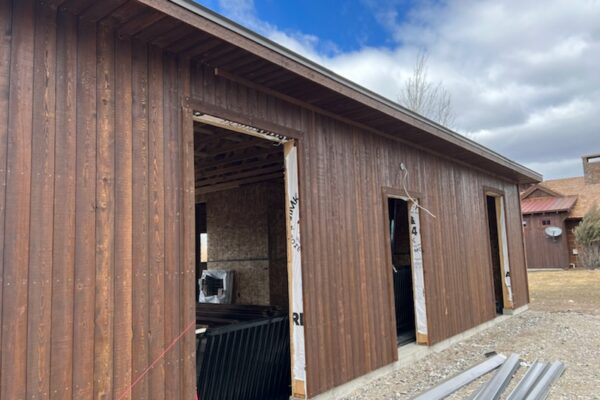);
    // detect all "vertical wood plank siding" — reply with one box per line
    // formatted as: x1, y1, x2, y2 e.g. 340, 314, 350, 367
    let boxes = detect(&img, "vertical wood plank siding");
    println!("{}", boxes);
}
0, 2, 194, 399
27, 1, 57, 398
50, 9, 78, 399
522, 213, 570, 268
0, 1, 529, 399
0, 1, 10, 391
179, 55, 196, 400
190, 63, 529, 397
113, 34, 134, 400
94, 20, 115, 400
147, 44, 166, 400
72, 17, 96, 400
1, 0, 35, 398
130, 37, 150, 400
